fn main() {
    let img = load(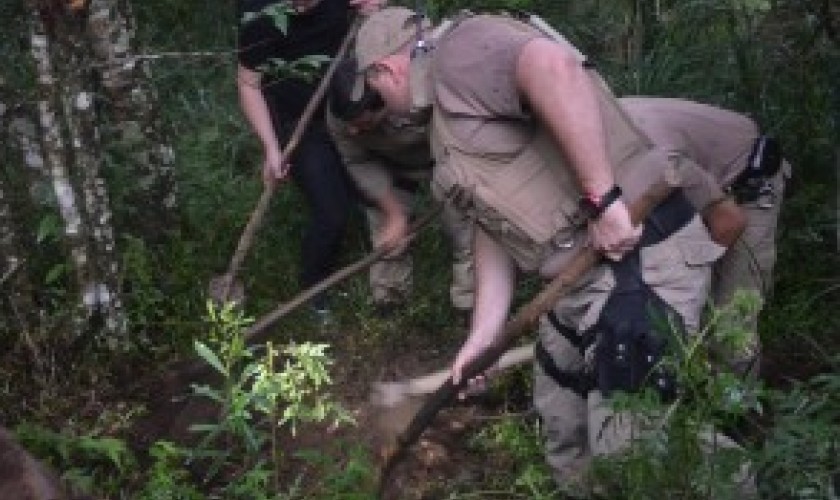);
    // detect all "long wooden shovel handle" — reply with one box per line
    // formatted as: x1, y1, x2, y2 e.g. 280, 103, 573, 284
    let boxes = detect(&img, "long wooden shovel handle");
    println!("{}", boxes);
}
175, 204, 443, 383
378, 180, 678, 492
244, 203, 443, 345
218, 17, 362, 302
